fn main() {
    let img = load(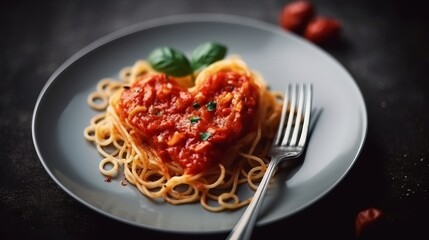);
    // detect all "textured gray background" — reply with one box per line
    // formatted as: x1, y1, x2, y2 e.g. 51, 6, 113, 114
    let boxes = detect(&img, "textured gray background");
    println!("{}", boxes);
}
1, 0, 428, 239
